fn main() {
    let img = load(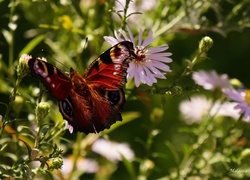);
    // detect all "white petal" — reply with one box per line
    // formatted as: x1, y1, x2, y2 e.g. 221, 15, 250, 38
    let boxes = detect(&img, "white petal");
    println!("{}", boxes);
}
223, 88, 245, 102
142, 30, 157, 47
148, 54, 173, 63
104, 36, 119, 46
126, 26, 135, 46
151, 61, 171, 72
118, 29, 130, 41
138, 29, 143, 46
148, 45, 169, 53
143, 65, 157, 84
